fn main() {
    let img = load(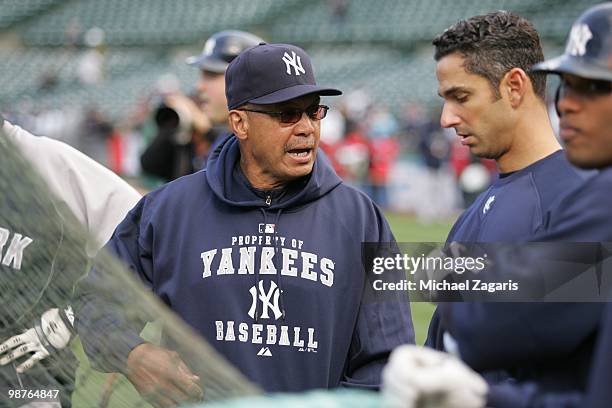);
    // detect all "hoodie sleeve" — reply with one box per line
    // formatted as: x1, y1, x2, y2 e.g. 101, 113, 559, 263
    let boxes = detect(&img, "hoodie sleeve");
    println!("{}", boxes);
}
341, 204, 415, 389
75, 197, 154, 373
